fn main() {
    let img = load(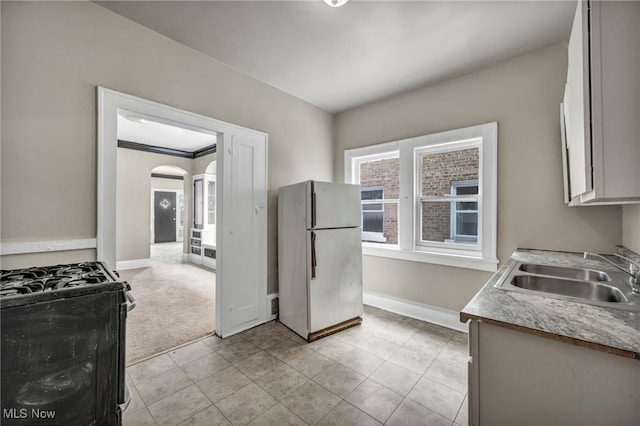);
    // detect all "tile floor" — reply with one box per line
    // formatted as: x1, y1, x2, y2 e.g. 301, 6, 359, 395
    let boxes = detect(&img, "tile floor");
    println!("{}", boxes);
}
124, 305, 468, 426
